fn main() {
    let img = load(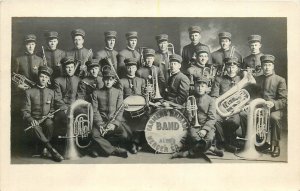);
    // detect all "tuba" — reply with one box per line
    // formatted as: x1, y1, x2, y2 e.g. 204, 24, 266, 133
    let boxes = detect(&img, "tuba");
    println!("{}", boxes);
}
186, 96, 200, 127
215, 70, 256, 117
59, 99, 93, 160
12, 72, 36, 89
235, 98, 273, 159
